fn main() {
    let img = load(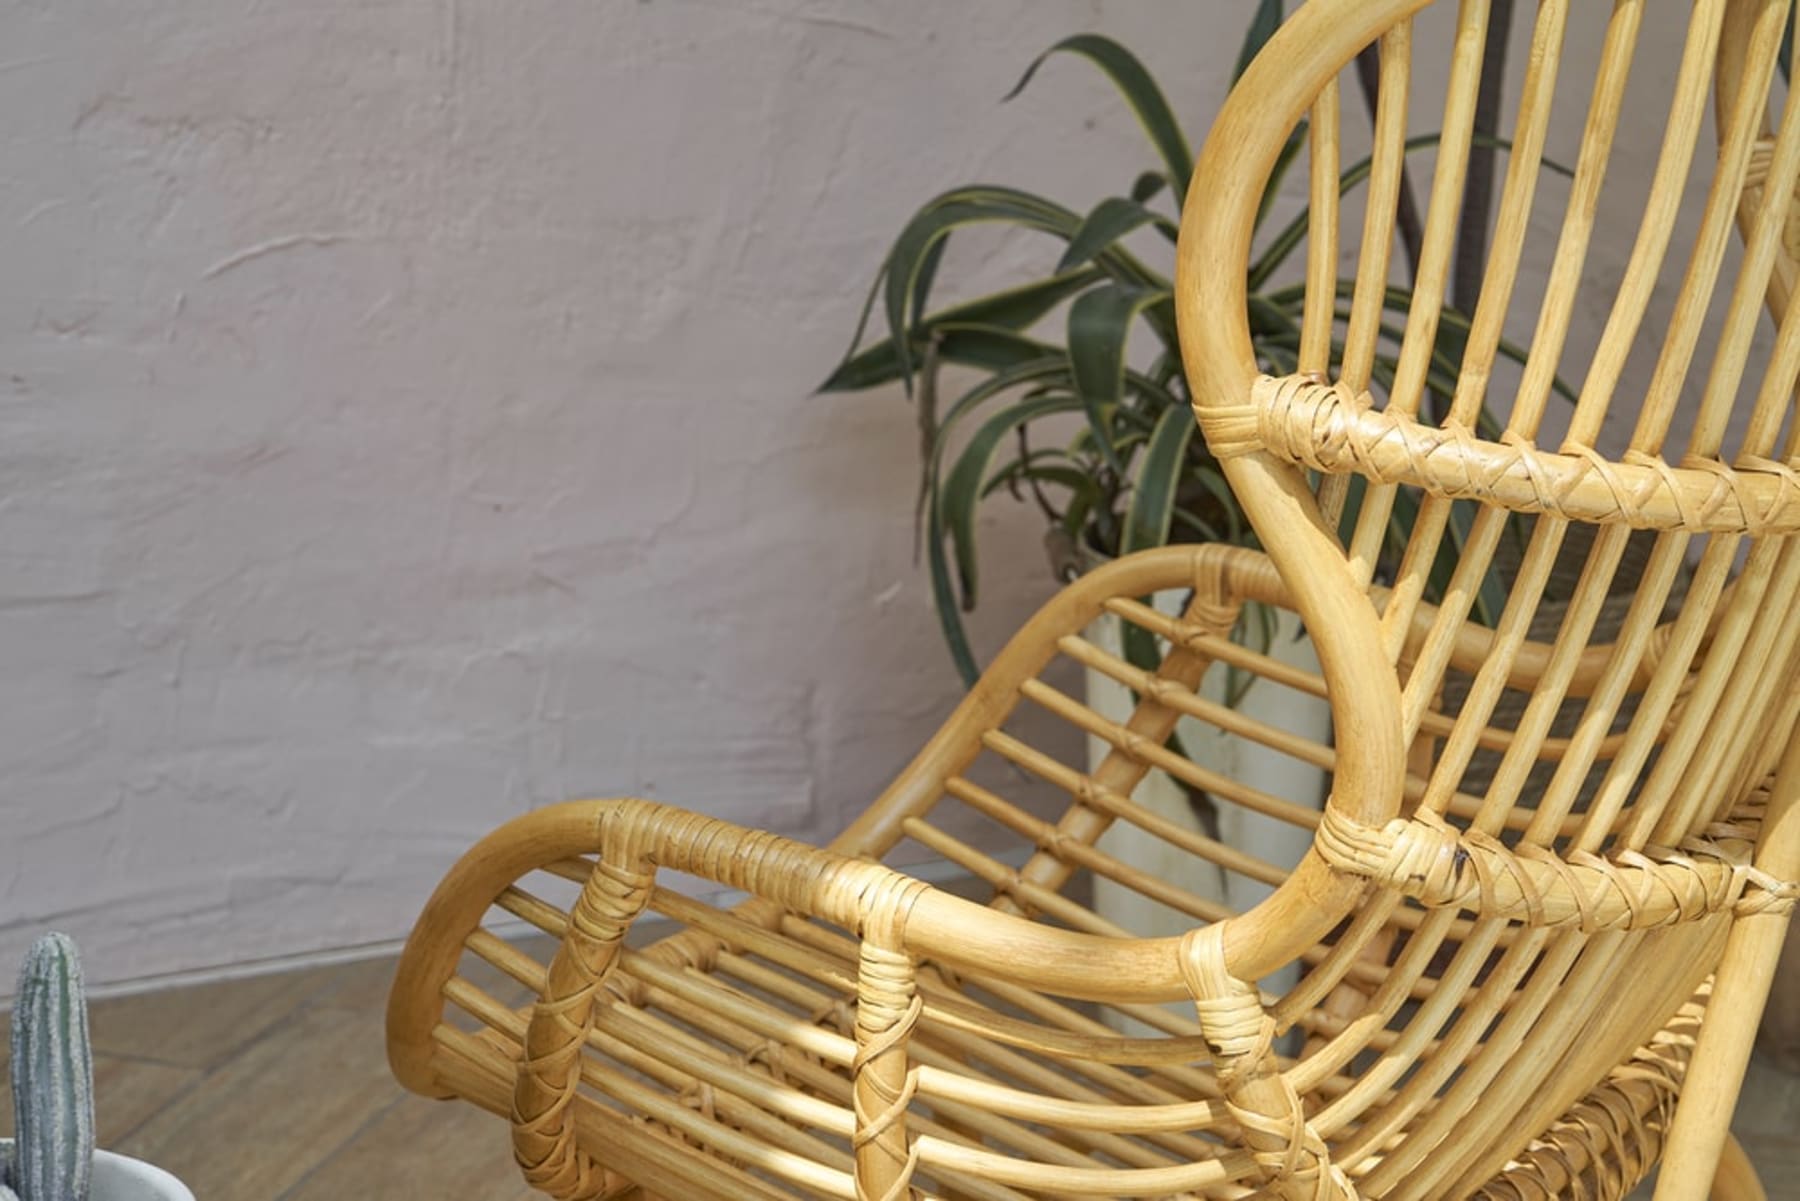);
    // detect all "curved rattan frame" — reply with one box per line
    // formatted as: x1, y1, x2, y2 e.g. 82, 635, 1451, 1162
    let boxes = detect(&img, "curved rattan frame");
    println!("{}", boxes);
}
390, 4, 1800, 1198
